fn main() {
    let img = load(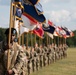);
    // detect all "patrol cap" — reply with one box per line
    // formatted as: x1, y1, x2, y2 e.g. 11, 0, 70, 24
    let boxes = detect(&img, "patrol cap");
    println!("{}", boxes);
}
5, 28, 17, 35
